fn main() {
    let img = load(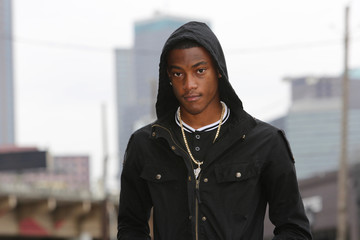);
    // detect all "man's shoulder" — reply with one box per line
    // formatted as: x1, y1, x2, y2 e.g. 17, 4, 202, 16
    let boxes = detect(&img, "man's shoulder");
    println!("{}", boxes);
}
248, 117, 287, 141
253, 117, 294, 160
130, 123, 153, 141
129, 109, 176, 142
254, 118, 280, 133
